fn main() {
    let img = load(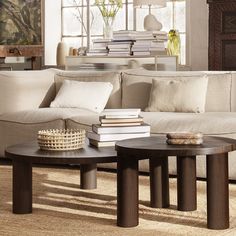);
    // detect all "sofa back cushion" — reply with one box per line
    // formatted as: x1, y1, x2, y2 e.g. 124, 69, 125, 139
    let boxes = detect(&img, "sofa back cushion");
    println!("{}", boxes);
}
54, 71, 122, 109
121, 70, 232, 112
204, 71, 232, 112
0, 69, 56, 115
231, 72, 236, 112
